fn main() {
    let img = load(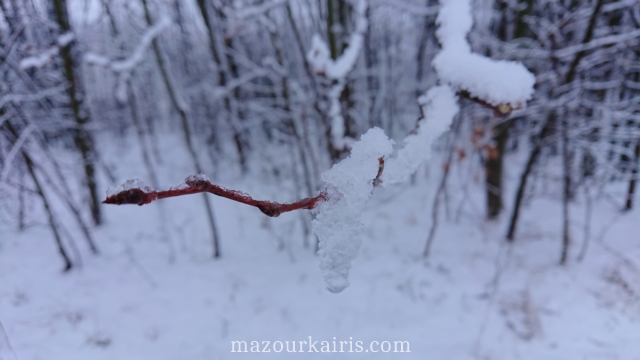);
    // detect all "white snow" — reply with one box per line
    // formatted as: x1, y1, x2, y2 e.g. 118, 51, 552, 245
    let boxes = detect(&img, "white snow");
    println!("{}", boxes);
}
313, 127, 394, 293
184, 173, 211, 184
106, 179, 152, 197
2, 131, 640, 360
432, 0, 535, 106
2, 132, 640, 360
382, 85, 459, 185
